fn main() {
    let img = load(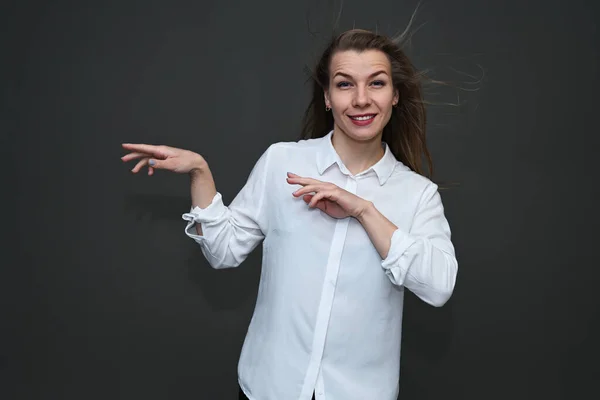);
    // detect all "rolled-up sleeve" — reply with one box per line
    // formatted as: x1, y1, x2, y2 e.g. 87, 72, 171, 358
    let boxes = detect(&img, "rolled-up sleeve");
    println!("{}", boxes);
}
381, 183, 458, 307
181, 146, 272, 269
